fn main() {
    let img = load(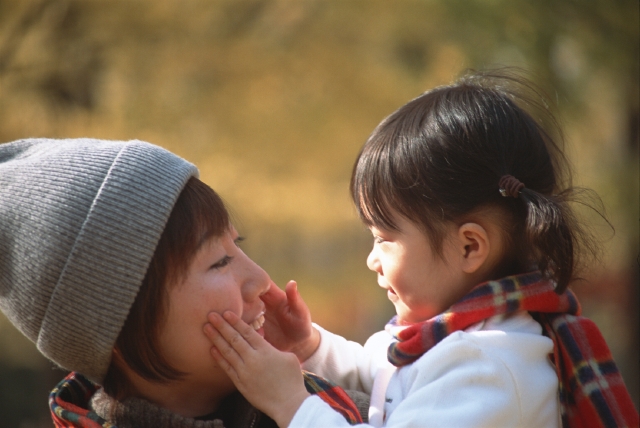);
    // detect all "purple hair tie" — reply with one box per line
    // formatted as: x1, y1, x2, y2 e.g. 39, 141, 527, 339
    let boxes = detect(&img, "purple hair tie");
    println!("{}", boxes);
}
499, 175, 525, 198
